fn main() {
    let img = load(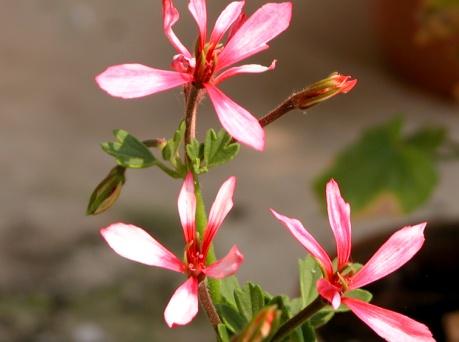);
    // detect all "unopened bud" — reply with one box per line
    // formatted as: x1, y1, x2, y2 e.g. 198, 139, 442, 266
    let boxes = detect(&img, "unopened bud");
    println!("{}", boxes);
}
234, 306, 279, 342
86, 166, 126, 215
292, 72, 357, 109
